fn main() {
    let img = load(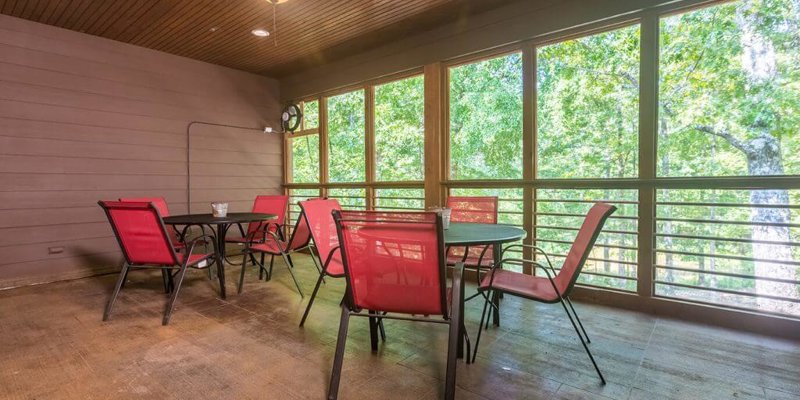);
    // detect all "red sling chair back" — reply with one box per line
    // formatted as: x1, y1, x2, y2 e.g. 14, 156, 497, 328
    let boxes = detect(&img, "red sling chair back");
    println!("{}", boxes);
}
472, 202, 617, 384
99, 201, 217, 325
327, 210, 466, 400
445, 196, 499, 272
298, 198, 344, 326
241, 195, 289, 242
